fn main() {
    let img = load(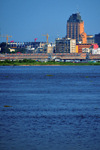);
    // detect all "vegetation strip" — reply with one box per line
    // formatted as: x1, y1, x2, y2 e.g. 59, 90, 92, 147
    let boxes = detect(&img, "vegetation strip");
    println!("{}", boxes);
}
0, 59, 100, 66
